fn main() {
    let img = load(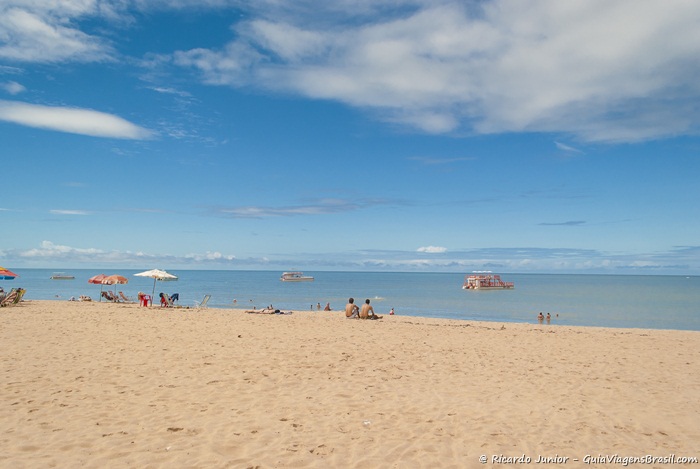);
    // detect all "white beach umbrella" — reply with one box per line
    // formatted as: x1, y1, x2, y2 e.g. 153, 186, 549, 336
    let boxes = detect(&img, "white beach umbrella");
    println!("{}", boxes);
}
134, 269, 178, 297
